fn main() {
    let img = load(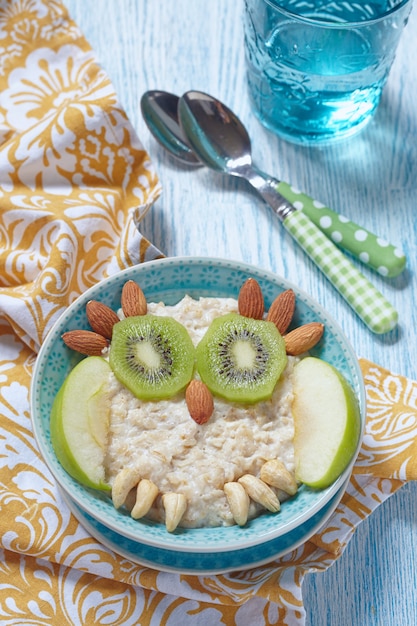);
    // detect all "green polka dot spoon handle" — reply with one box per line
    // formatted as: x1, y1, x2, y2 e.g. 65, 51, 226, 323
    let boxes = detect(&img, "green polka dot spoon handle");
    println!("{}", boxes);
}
252, 179, 398, 334
276, 181, 406, 278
